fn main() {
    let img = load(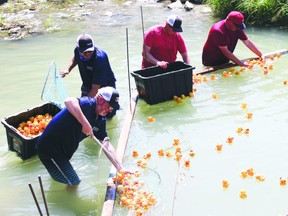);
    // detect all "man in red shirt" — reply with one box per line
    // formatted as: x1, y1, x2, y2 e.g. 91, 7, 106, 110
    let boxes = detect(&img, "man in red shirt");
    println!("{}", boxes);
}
142, 15, 190, 69
202, 11, 262, 67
